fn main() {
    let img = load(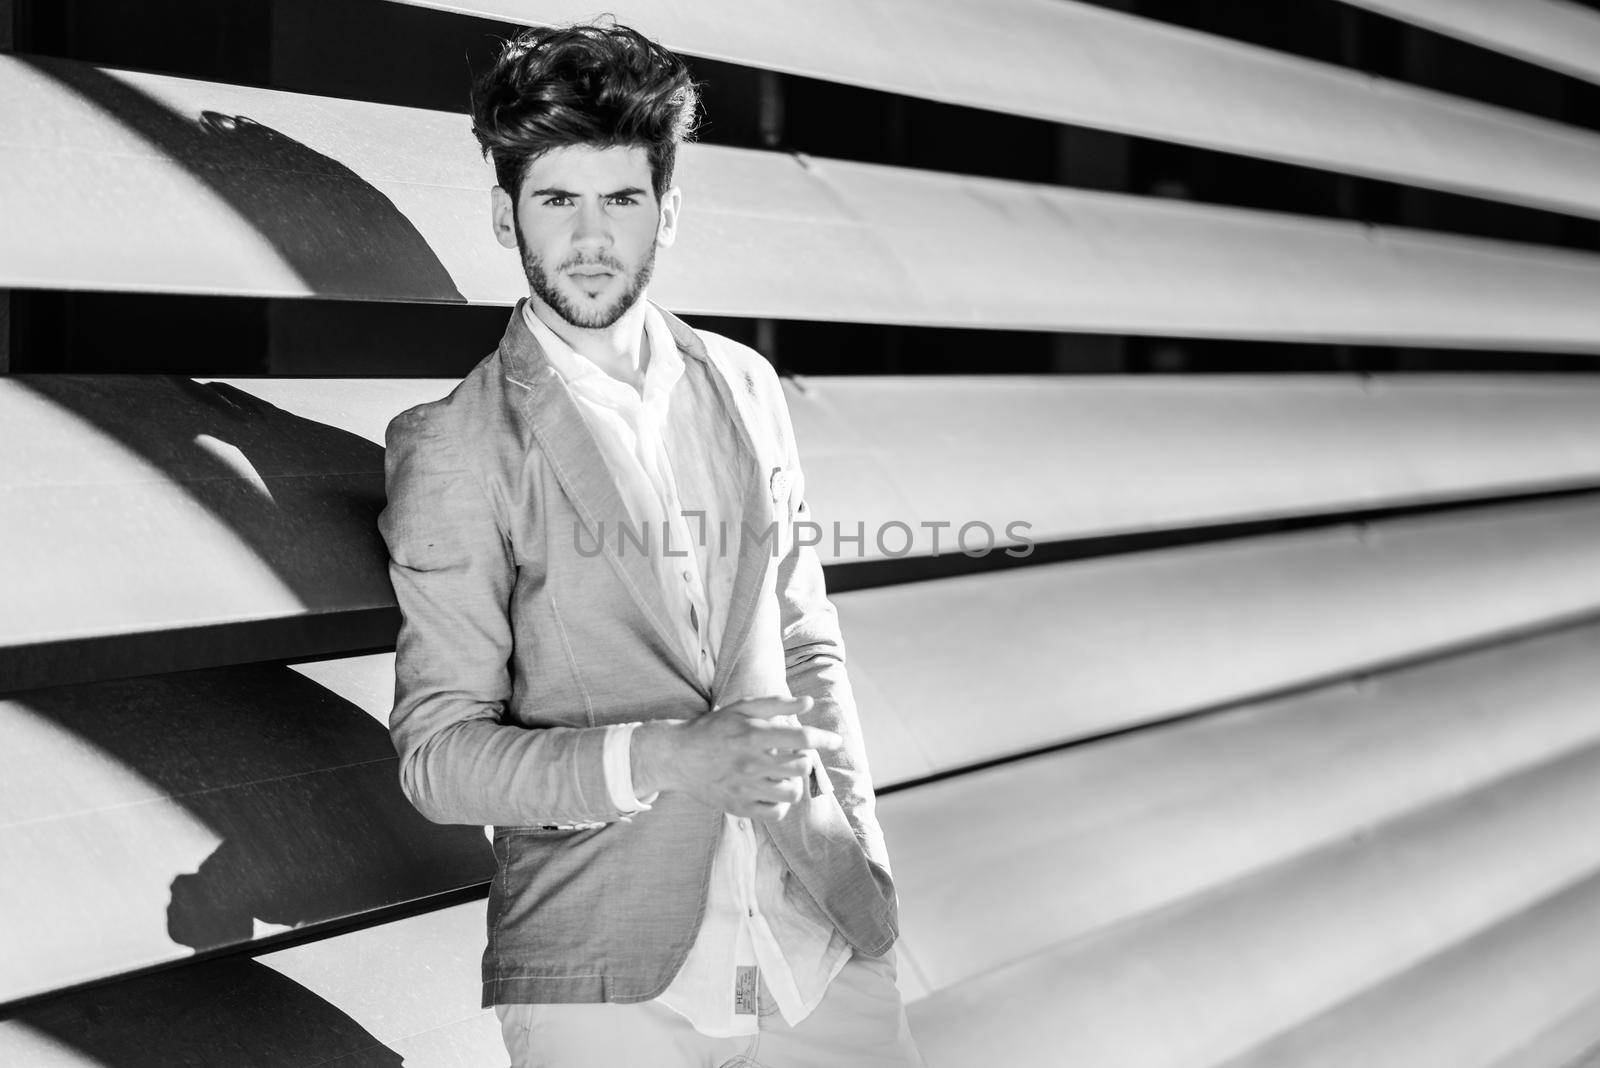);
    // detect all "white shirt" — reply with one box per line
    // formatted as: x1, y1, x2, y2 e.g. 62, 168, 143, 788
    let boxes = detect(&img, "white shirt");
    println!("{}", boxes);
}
522, 301, 852, 1036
